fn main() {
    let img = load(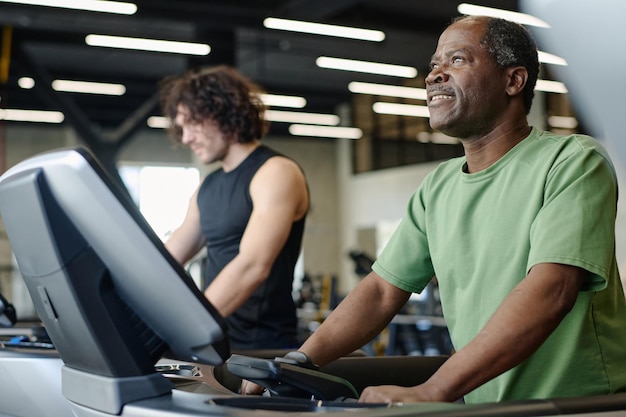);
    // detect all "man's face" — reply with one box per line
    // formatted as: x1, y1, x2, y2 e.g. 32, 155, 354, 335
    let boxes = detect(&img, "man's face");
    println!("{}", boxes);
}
426, 18, 509, 138
174, 104, 232, 165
